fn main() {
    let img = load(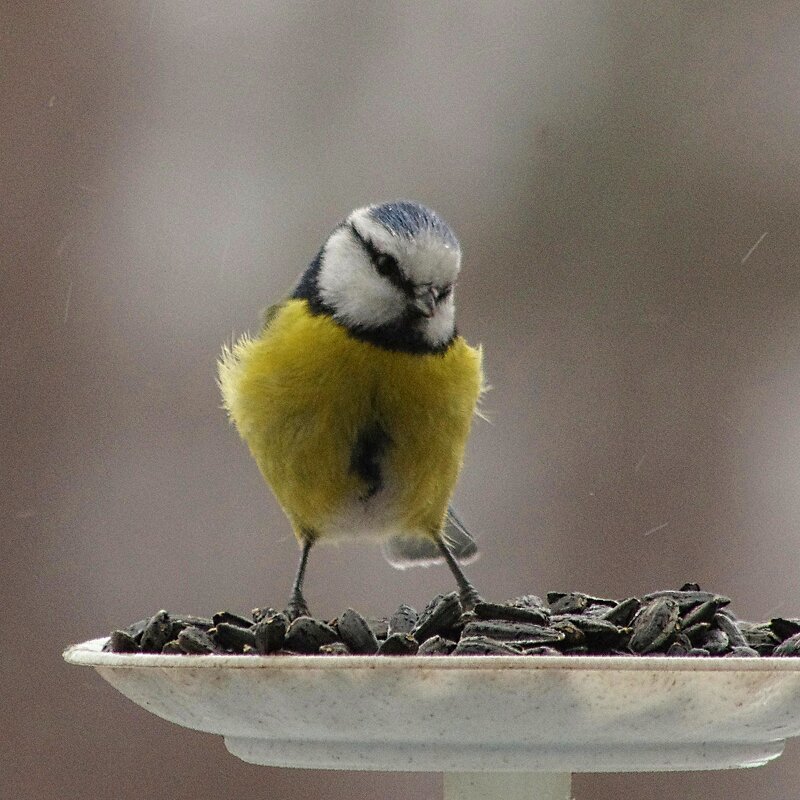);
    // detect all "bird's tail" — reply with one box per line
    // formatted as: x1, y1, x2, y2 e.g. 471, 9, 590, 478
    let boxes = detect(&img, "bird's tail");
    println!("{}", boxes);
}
382, 506, 478, 569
